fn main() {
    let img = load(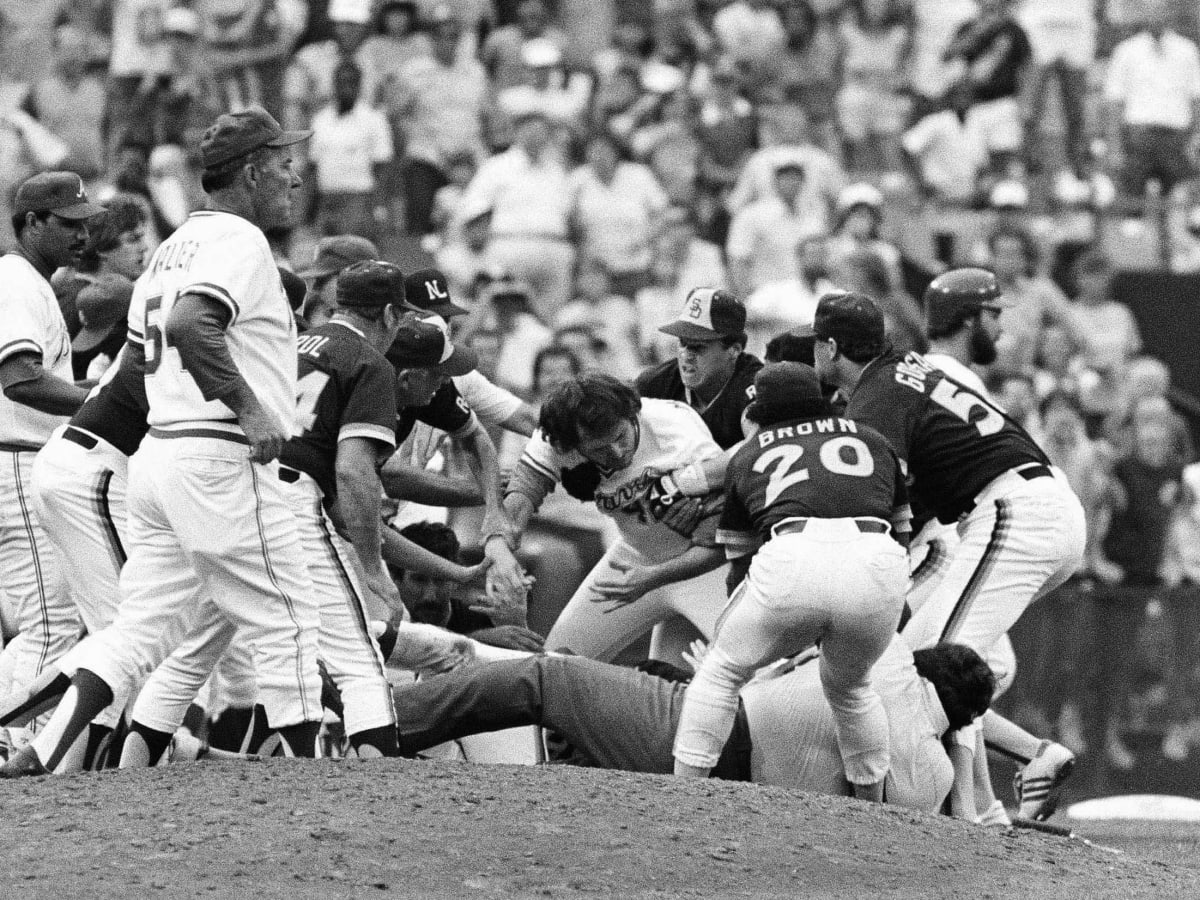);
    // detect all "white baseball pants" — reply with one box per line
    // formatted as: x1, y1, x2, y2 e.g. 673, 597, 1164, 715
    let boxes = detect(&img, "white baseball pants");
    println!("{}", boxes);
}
902, 467, 1086, 656
674, 520, 908, 785
0, 448, 79, 715
60, 434, 323, 729
129, 470, 394, 737
544, 540, 727, 662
